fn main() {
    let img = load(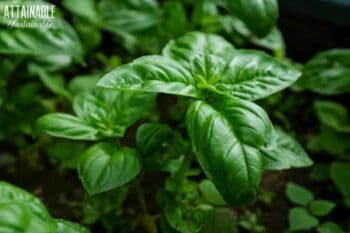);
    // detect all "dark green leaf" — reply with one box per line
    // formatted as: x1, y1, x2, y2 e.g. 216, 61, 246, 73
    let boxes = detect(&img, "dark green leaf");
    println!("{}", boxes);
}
298, 49, 350, 95
186, 95, 273, 205
199, 208, 238, 233
330, 162, 350, 200
317, 222, 344, 233
308, 126, 350, 156
262, 127, 313, 170
78, 142, 141, 195
288, 207, 319, 232
136, 123, 172, 156
315, 101, 350, 133
286, 182, 314, 205
223, 0, 278, 37
310, 200, 335, 217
